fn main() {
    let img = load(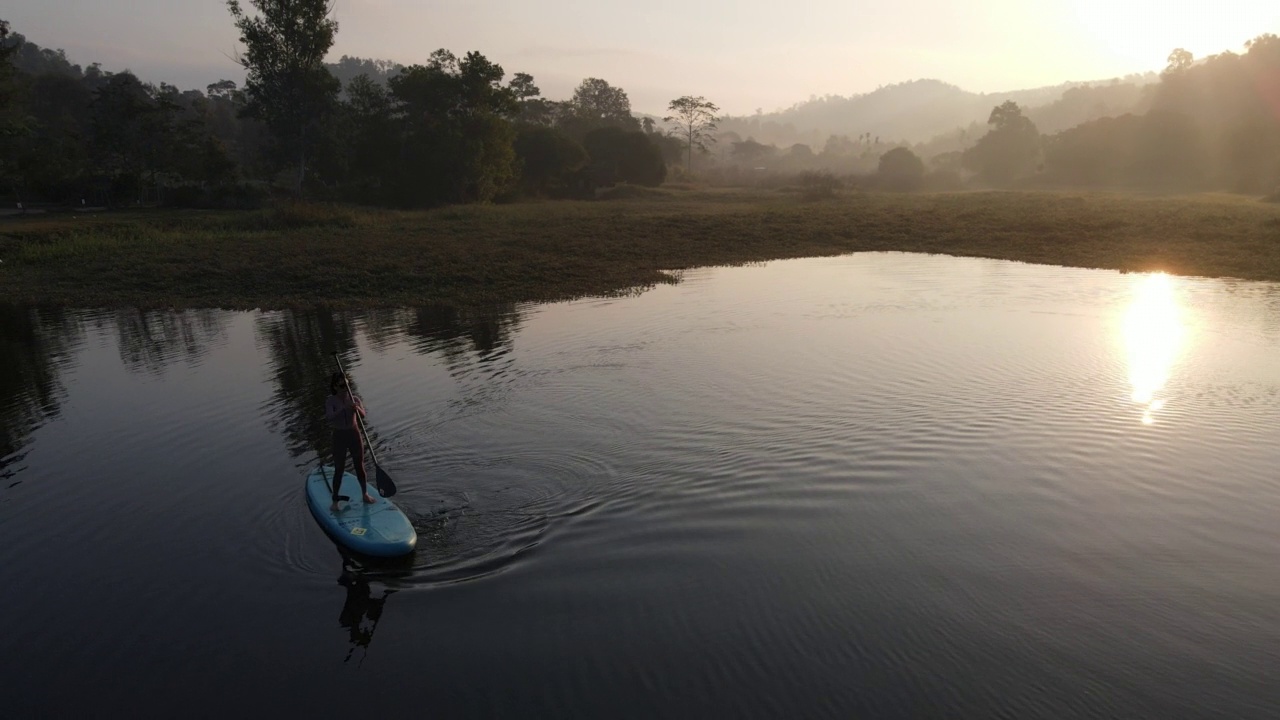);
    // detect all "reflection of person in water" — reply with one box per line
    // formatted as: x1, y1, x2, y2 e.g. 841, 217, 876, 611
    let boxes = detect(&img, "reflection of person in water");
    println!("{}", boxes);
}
338, 567, 394, 664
